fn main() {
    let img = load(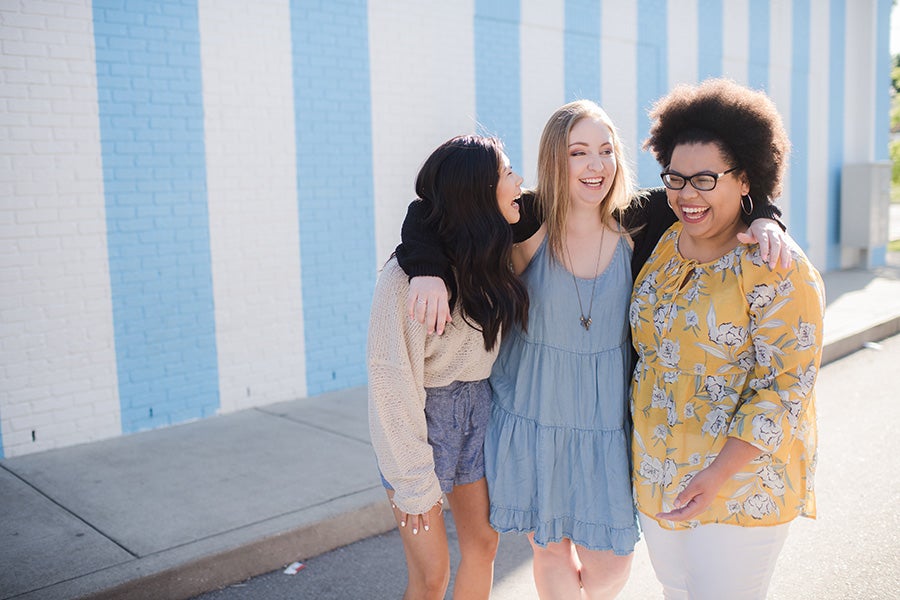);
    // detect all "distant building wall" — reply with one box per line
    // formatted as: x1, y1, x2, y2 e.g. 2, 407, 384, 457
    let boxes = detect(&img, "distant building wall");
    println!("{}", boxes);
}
0, 0, 890, 457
